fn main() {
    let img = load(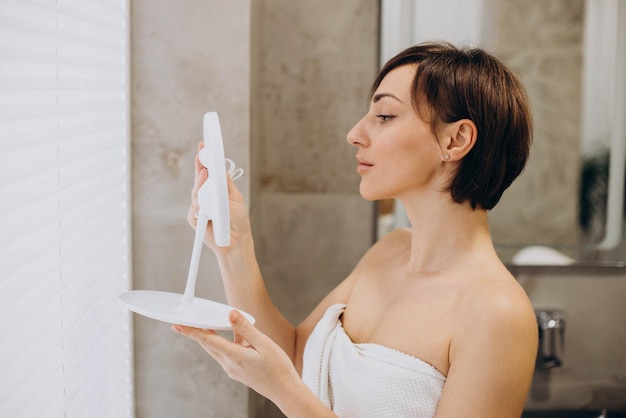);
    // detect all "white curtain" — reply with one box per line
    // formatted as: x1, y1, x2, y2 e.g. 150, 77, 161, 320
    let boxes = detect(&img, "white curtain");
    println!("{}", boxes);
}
0, 1, 134, 417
